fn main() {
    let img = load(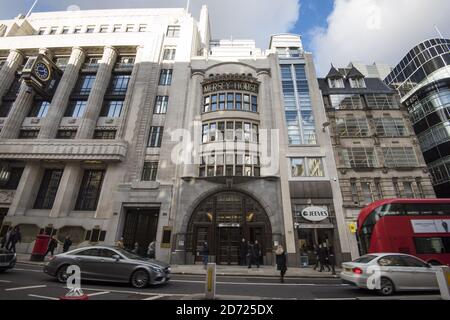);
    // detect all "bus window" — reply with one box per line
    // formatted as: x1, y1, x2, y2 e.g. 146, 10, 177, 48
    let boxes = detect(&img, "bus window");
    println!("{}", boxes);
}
414, 237, 449, 254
